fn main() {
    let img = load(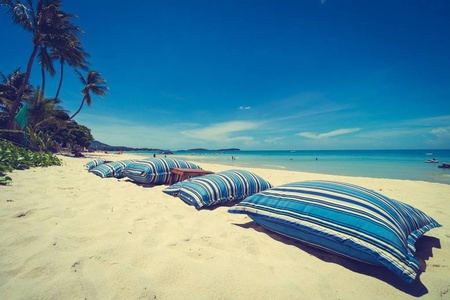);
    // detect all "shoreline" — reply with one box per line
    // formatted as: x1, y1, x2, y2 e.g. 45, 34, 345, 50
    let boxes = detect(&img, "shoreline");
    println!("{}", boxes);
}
0, 153, 449, 299
127, 151, 450, 185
